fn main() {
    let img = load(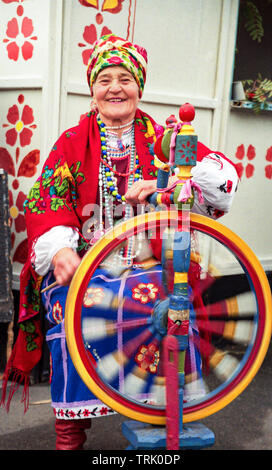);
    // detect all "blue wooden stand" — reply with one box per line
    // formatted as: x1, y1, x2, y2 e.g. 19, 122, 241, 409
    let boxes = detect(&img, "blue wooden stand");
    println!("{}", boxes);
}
122, 420, 215, 450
